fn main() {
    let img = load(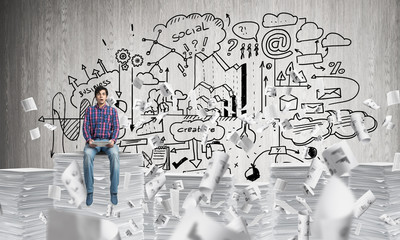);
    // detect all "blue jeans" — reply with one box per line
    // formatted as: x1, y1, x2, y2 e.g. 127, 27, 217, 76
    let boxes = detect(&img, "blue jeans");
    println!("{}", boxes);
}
83, 140, 119, 194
